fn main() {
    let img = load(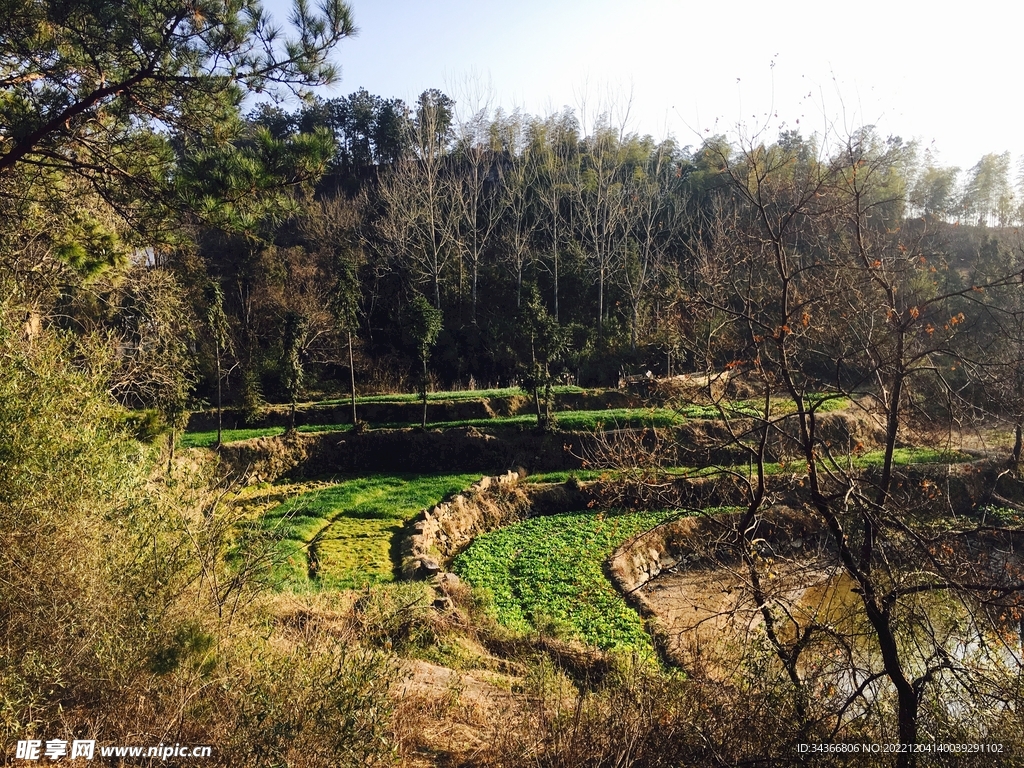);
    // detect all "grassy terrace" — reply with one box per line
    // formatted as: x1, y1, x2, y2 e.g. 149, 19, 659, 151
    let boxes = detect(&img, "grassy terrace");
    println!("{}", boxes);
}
230, 446, 973, 656
250, 473, 480, 591
527, 448, 974, 484
315, 385, 588, 404
181, 393, 853, 449
453, 509, 681, 656
179, 422, 353, 449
